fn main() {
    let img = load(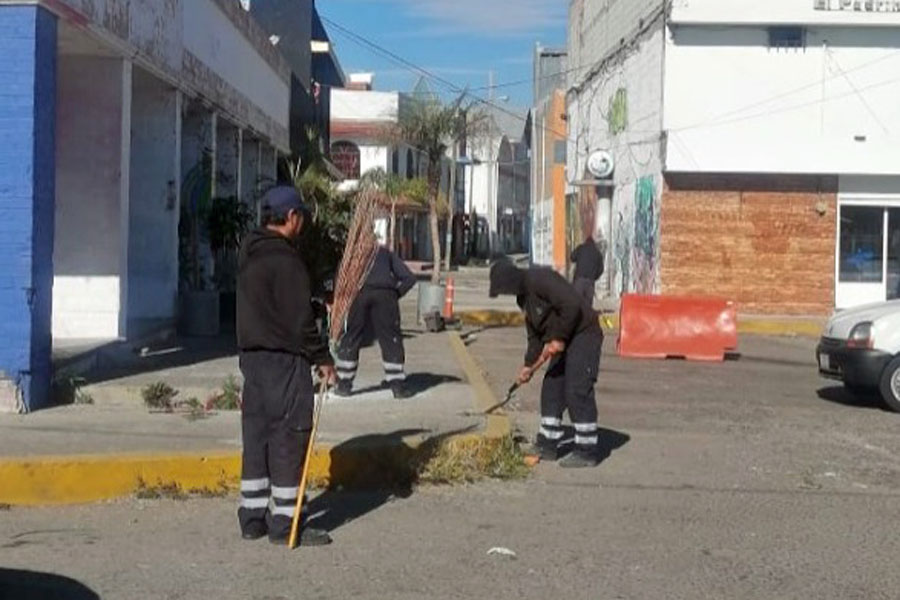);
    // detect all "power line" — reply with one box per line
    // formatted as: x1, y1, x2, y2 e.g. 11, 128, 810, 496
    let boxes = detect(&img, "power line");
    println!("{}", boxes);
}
320, 14, 900, 167
672, 71, 900, 133
677, 48, 900, 132
320, 15, 583, 152
468, 62, 593, 93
